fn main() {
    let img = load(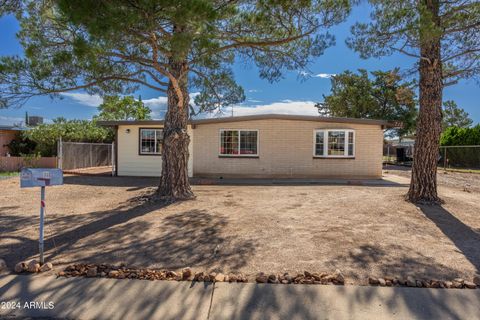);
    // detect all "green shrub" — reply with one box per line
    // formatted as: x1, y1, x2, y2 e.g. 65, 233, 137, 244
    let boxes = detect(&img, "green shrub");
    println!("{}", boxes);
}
440, 125, 480, 146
